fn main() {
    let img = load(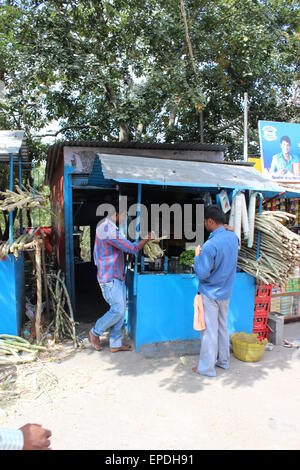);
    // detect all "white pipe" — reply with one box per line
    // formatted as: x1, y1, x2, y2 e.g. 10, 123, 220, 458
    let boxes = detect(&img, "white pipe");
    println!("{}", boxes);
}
247, 192, 257, 248
234, 193, 242, 241
228, 195, 236, 228
240, 193, 250, 240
